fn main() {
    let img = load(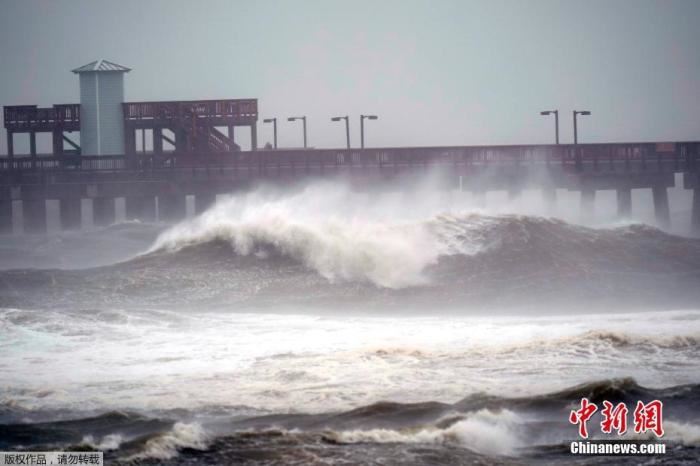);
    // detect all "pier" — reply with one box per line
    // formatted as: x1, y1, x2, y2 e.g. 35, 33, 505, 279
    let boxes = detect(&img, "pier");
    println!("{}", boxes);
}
1, 138, 699, 234
1, 60, 699, 235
